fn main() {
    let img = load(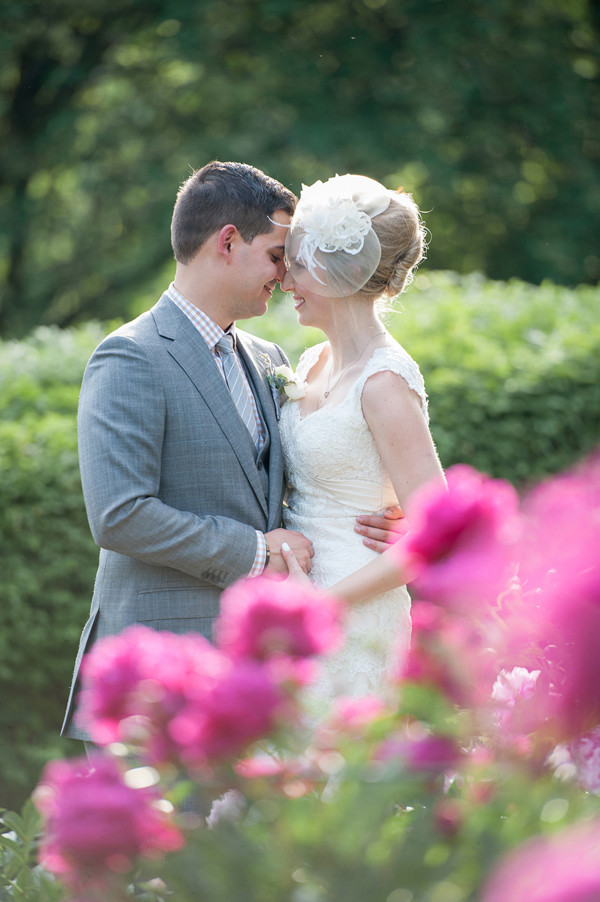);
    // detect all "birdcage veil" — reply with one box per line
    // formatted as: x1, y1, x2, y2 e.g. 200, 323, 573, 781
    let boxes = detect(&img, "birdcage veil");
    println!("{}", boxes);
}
285, 174, 392, 298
